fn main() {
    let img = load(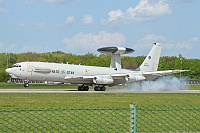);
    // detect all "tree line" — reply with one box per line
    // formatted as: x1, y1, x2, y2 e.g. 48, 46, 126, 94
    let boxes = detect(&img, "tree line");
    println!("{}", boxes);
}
0, 51, 199, 82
